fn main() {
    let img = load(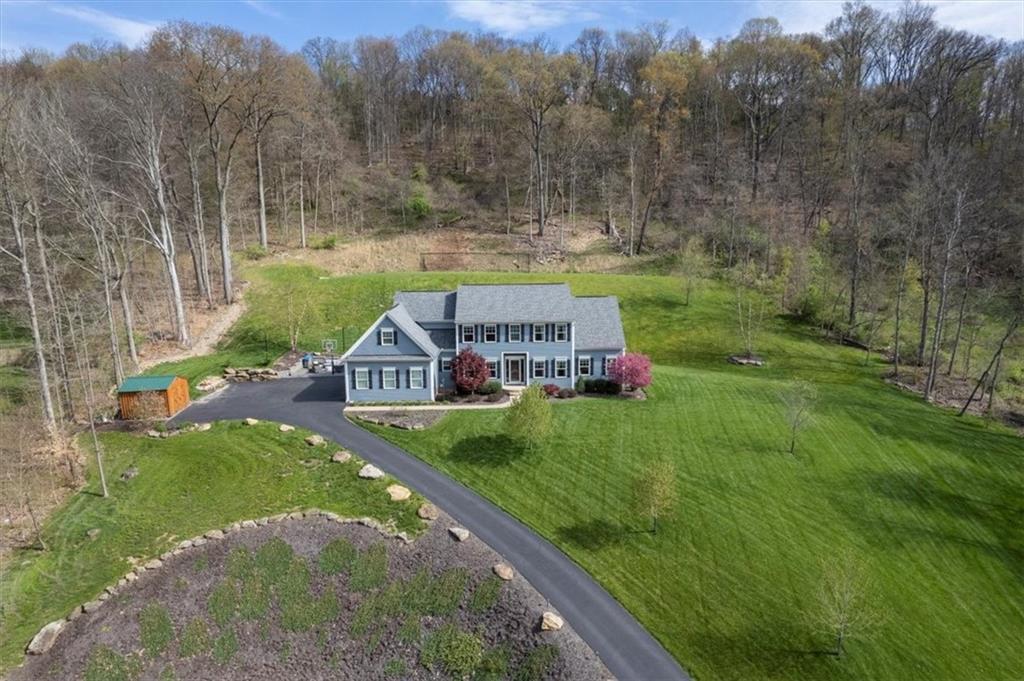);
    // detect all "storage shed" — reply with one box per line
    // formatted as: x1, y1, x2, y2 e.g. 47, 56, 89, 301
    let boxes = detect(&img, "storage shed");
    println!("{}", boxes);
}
117, 375, 190, 419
